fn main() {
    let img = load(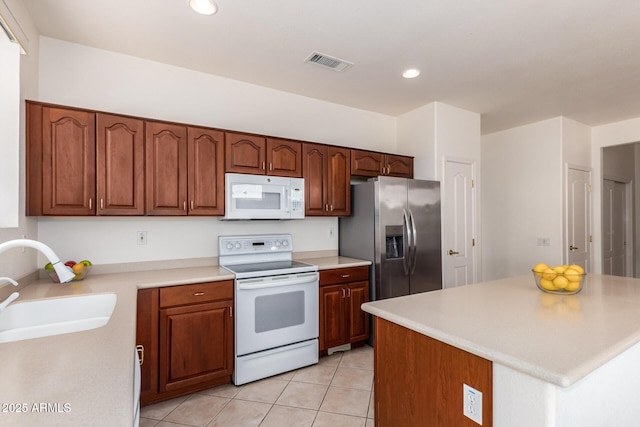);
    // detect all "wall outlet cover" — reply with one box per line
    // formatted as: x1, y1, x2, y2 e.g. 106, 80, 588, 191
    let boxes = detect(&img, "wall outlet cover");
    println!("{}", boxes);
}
463, 383, 483, 425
